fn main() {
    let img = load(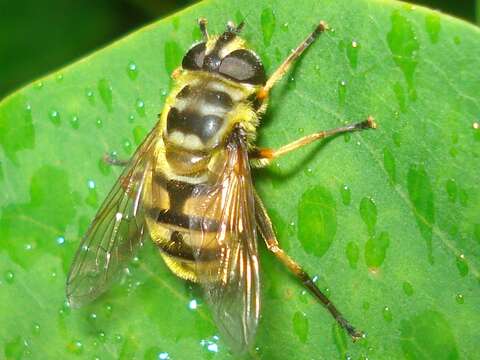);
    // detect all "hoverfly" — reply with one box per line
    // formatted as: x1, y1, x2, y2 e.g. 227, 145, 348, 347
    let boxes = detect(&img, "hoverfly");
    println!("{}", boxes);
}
67, 18, 376, 353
